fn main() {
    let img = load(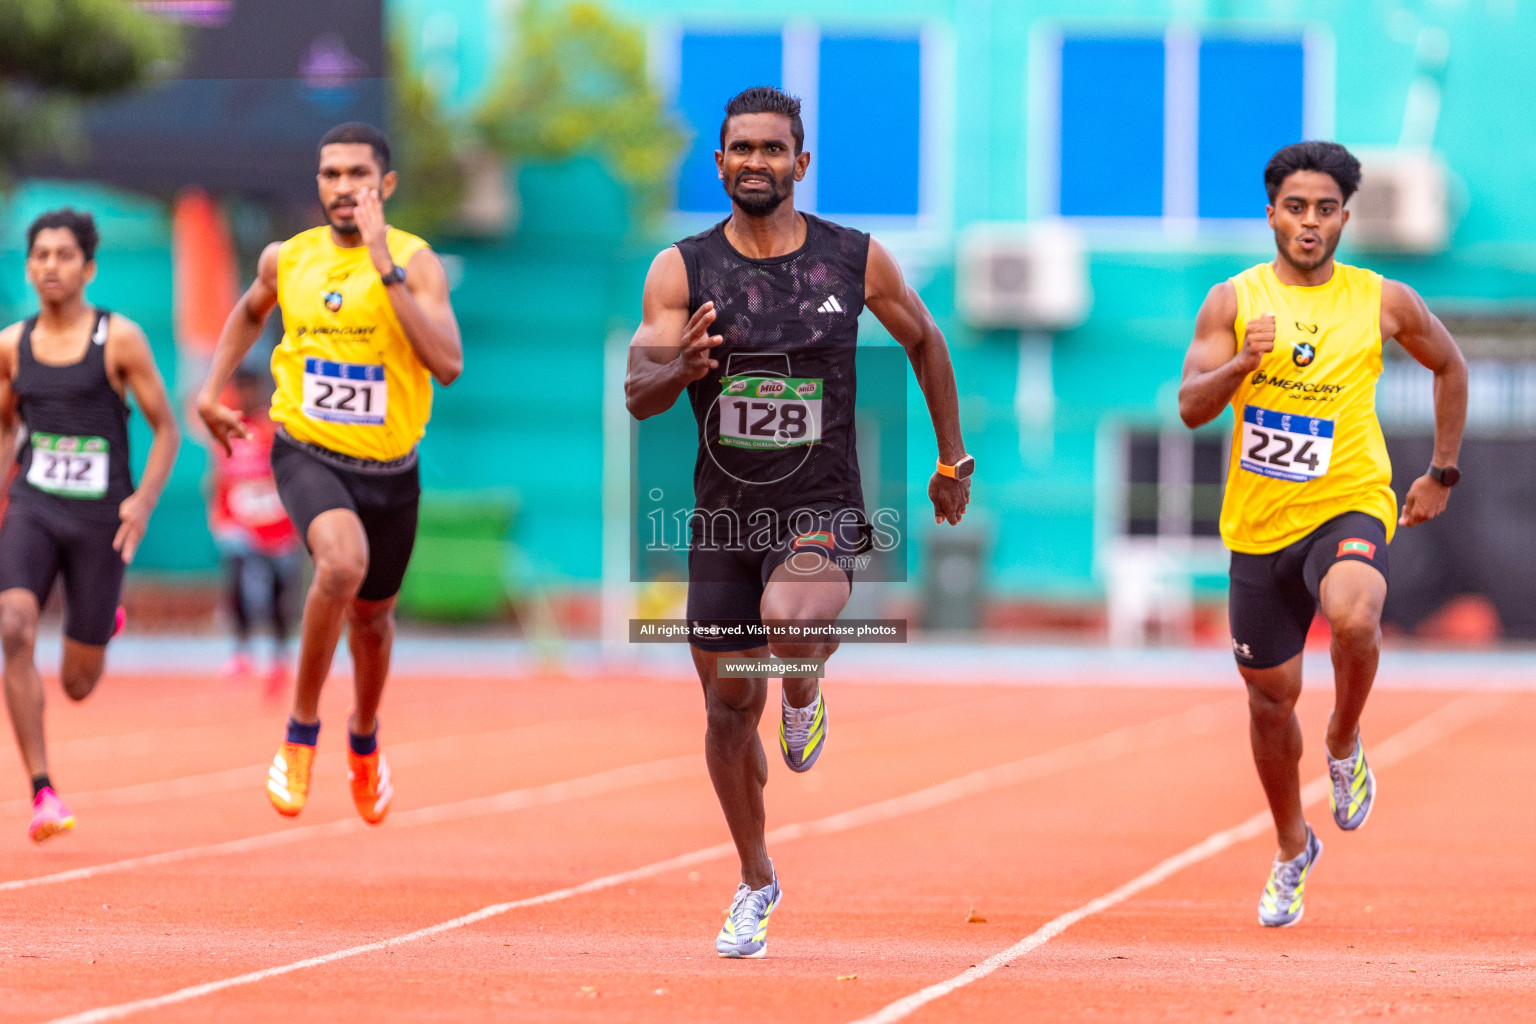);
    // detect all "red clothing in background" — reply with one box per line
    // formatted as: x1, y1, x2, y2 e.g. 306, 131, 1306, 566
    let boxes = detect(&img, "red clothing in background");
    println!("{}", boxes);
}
210, 414, 298, 555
